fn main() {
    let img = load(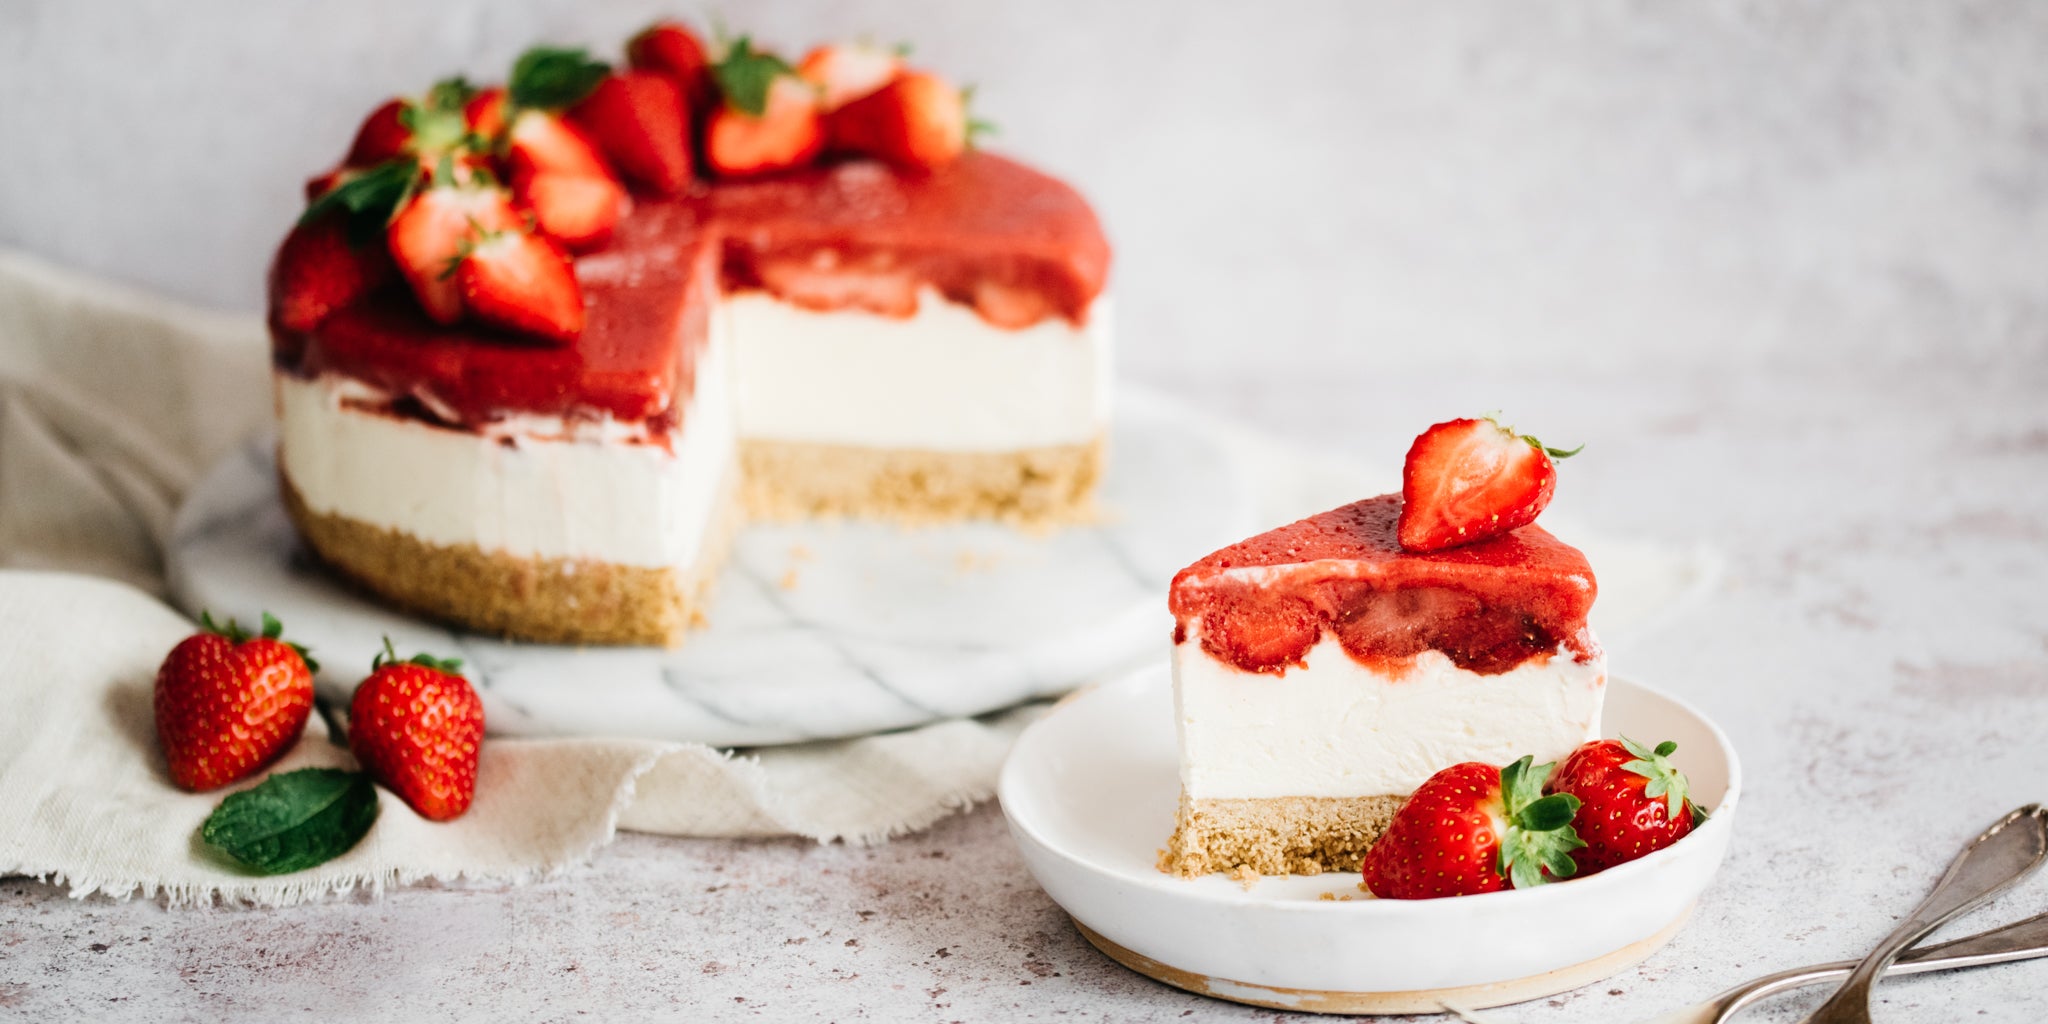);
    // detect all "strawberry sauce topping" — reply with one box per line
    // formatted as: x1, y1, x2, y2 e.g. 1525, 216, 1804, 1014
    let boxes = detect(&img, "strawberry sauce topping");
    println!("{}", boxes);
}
278, 201, 713, 427
272, 152, 1108, 427
1169, 494, 1599, 677
707, 152, 1109, 328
